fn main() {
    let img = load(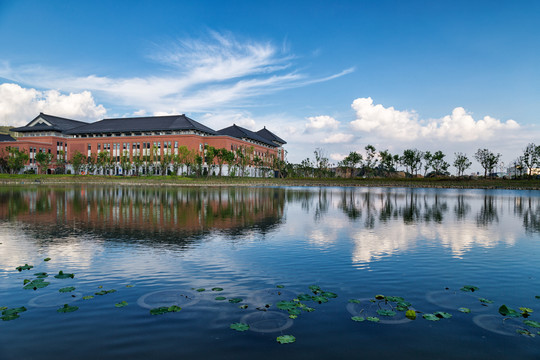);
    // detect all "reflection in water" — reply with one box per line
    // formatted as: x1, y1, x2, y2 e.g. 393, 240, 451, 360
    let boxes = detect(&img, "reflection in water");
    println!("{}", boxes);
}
0, 186, 539, 262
